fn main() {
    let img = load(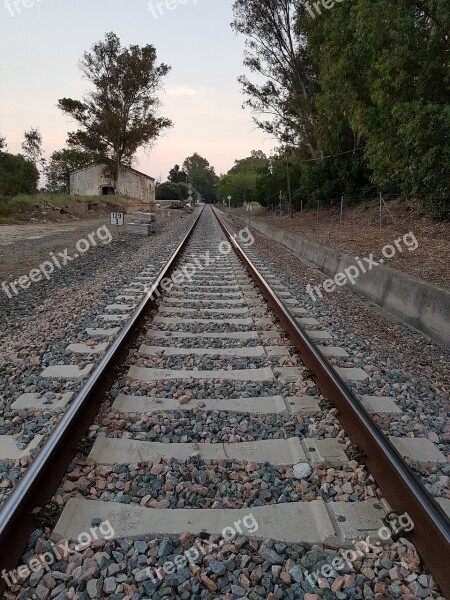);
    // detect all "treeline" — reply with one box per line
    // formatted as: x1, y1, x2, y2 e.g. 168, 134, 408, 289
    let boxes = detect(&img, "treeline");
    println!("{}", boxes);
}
0, 130, 95, 198
0, 134, 39, 197
157, 153, 219, 203
230, 0, 449, 210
